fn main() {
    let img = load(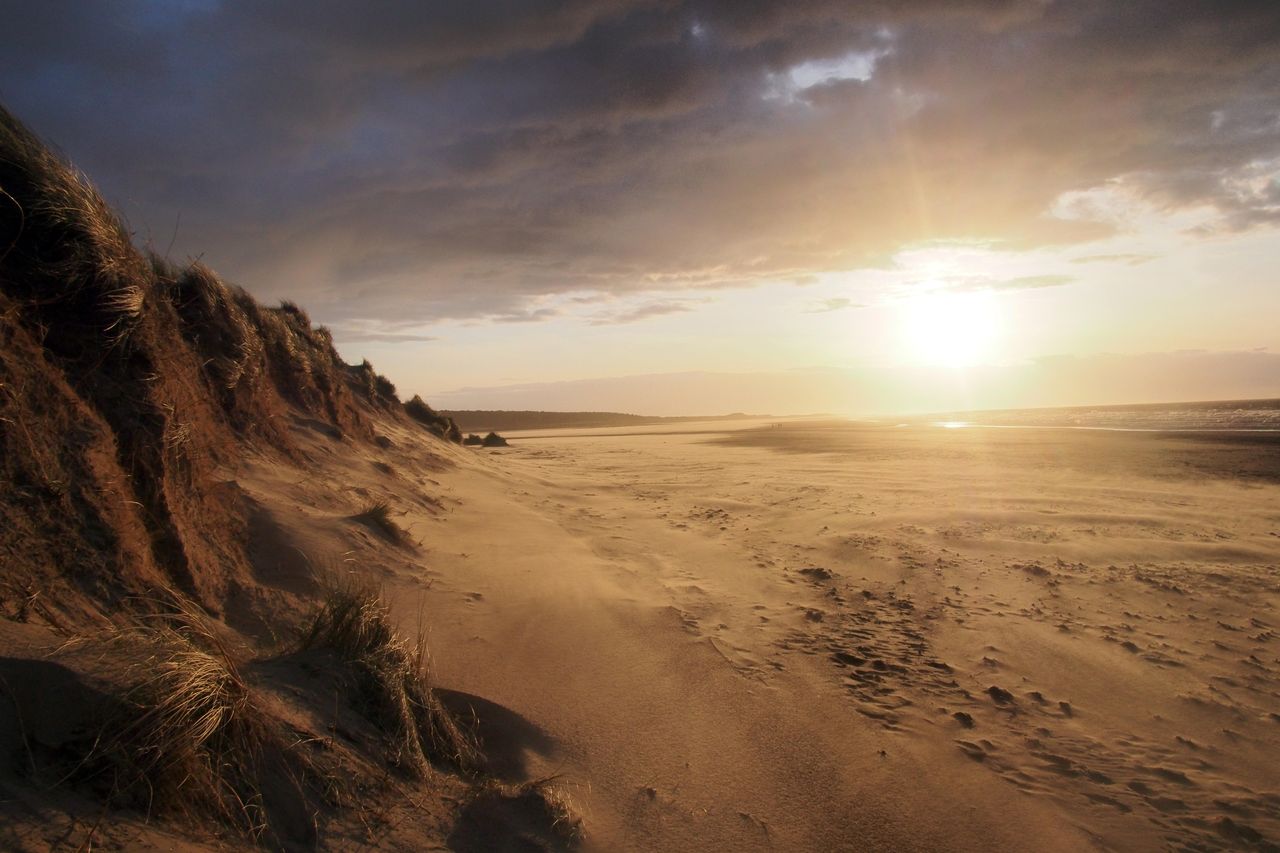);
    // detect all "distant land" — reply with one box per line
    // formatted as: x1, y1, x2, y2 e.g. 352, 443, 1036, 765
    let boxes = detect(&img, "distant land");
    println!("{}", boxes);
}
444, 398, 1280, 434
441, 410, 774, 432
